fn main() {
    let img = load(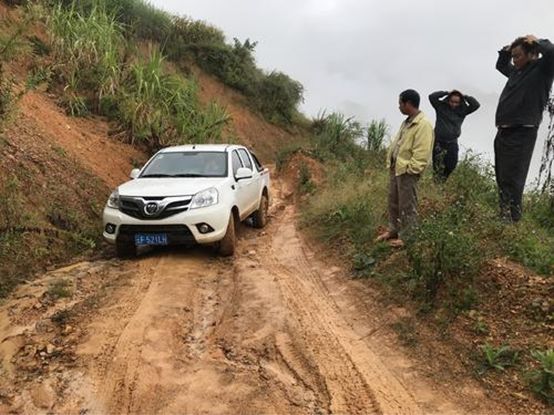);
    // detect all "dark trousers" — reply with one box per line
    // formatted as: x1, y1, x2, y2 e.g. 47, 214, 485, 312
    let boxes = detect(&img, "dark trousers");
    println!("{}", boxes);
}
388, 170, 420, 237
433, 140, 459, 181
494, 126, 538, 222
